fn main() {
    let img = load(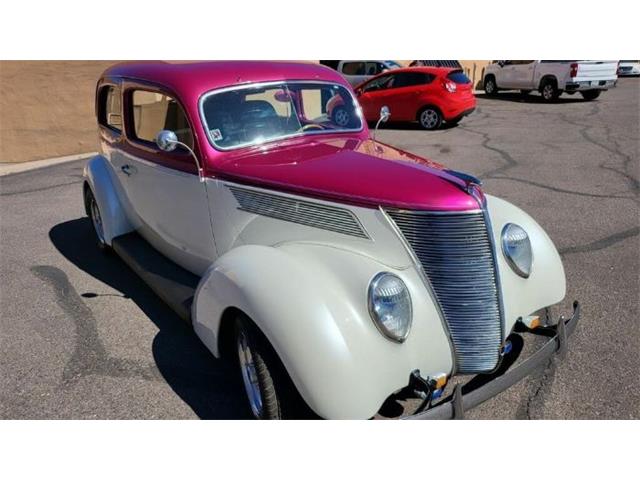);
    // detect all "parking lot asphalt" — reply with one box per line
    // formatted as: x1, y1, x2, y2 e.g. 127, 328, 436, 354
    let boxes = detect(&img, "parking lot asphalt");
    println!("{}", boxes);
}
1, 79, 638, 419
